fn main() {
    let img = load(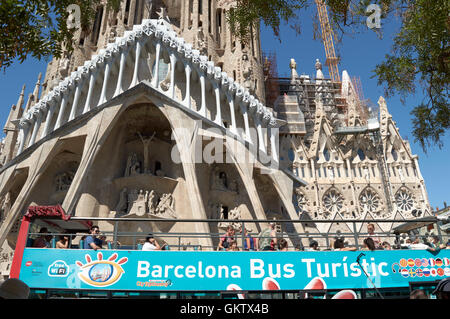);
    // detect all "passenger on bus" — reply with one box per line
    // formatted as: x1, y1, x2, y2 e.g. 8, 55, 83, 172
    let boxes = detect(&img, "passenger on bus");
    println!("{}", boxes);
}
227, 240, 240, 251
257, 222, 277, 251
278, 239, 288, 251
85, 226, 105, 250
332, 238, 356, 251
366, 223, 382, 249
218, 225, 235, 251
362, 238, 376, 251
32, 227, 52, 248
381, 241, 392, 250
429, 235, 446, 250
305, 240, 320, 251
142, 234, 162, 251
239, 226, 255, 251
56, 233, 70, 249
